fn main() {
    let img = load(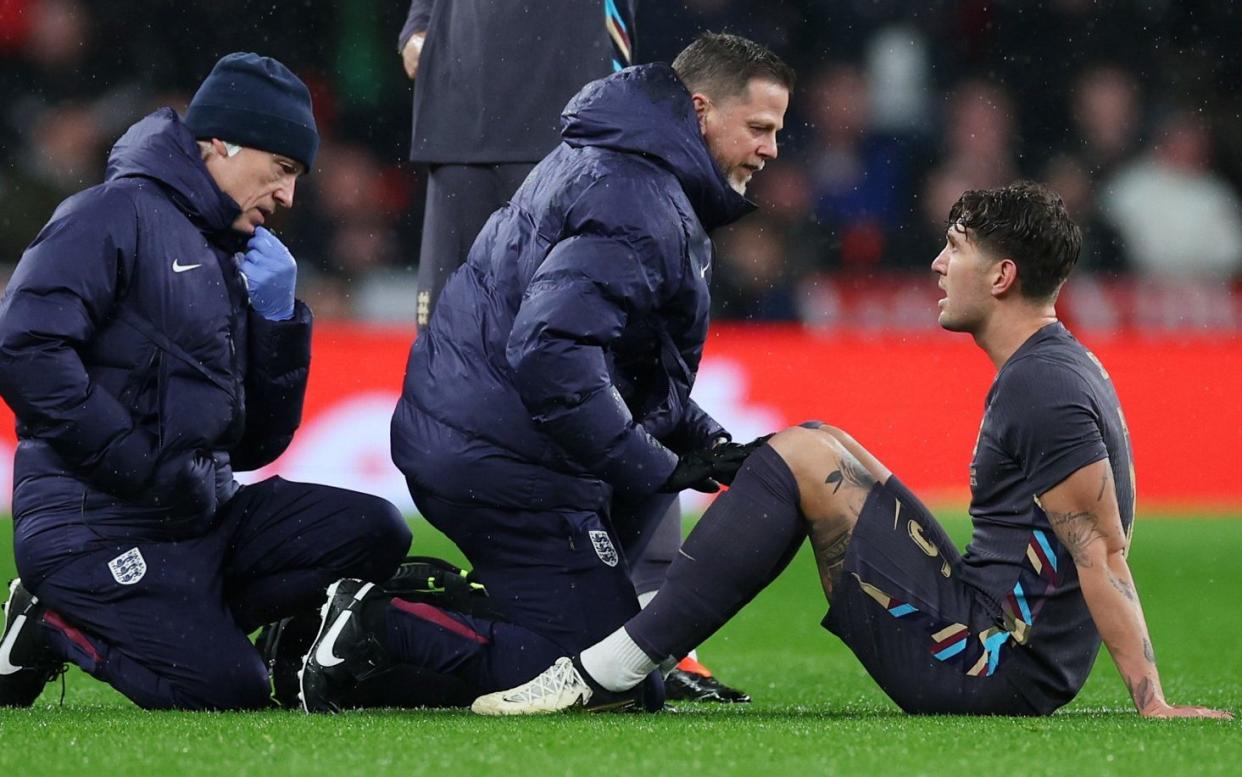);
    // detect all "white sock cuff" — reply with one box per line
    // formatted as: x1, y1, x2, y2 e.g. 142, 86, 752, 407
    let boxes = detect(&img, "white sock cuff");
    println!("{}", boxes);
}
579, 626, 658, 692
